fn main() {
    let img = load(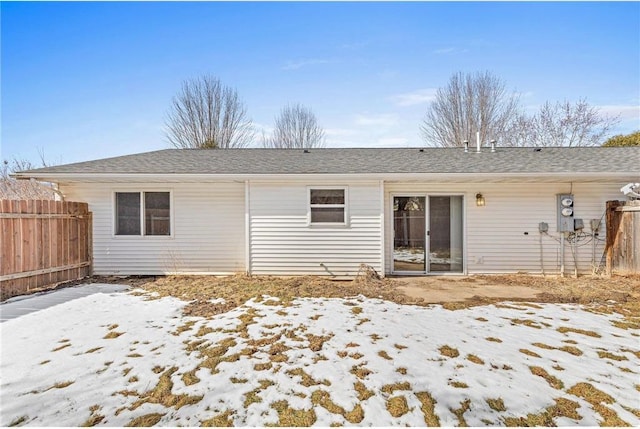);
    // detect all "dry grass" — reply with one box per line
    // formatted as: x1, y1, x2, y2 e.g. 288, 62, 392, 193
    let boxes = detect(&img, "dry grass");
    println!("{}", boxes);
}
51, 343, 71, 352
567, 382, 613, 405
503, 397, 582, 427
519, 348, 541, 358
559, 345, 583, 356
125, 413, 164, 427
529, 366, 564, 389
597, 351, 628, 361
556, 326, 601, 337
306, 334, 333, 352
396, 367, 407, 375
270, 400, 317, 426
49, 381, 74, 390
439, 345, 460, 358
386, 395, 409, 418
509, 318, 545, 329
80, 405, 105, 427
128, 367, 203, 411
532, 342, 555, 350
244, 379, 275, 408
197, 337, 239, 374
201, 410, 234, 427
103, 331, 124, 339
486, 397, 506, 412
466, 354, 484, 365
8, 416, 28, 427
381, 382, 411, 395
486, 337, 502, 343
181, 369, 200, 386
350, 364, 372, 380
286, 368, 330, 387
450, 398, 471, 427
131, 274, 406, 318
449, 381, 469, 389
566, 382, 630, 426
172, 320, 197, 336
354, 381, 374, 401
378, 350, 392, 360
416, 391, 440, 426
311, 390, 364, 423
